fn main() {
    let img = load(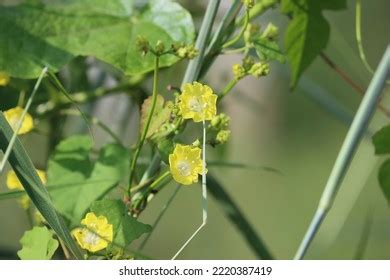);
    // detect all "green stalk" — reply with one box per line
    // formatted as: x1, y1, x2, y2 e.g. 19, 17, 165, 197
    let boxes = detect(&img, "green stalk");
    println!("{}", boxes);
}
294, 46, 390, 260
222, 9, 249, 49
128, 55, 160, 194
355, 0, 374, 75
182, 0, 221, 84
218, 79, 238, 101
